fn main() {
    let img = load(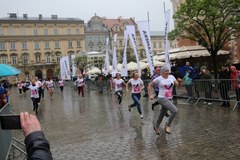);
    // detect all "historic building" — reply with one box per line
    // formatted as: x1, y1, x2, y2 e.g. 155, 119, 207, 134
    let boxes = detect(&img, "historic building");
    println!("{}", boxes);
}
0, 13, 85, 80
